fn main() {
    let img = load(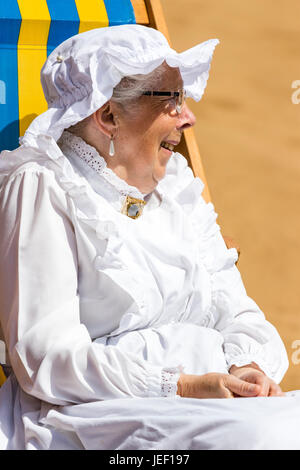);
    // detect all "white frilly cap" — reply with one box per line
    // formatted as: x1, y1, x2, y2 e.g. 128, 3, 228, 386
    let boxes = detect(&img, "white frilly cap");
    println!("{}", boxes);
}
22, 24, 219, 146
